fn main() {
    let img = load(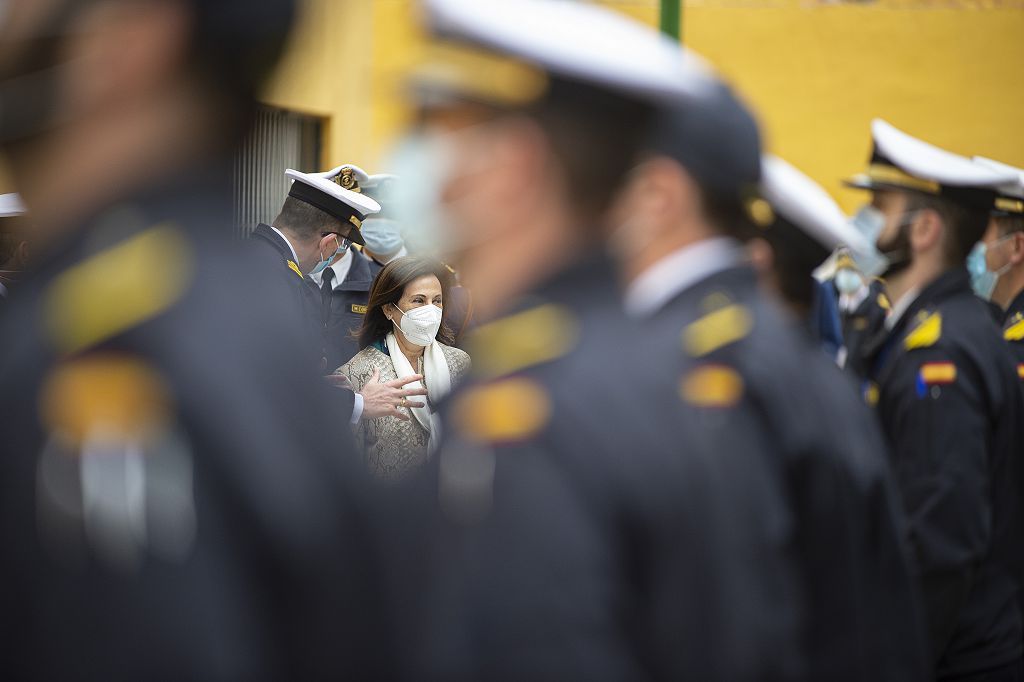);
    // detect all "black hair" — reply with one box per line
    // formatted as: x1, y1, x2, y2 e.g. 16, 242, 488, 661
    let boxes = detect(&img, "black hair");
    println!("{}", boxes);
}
903, 192, 989, 267
995, 213, 1024, 238
273, 197, 347, 240
527, 78, 655, 224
